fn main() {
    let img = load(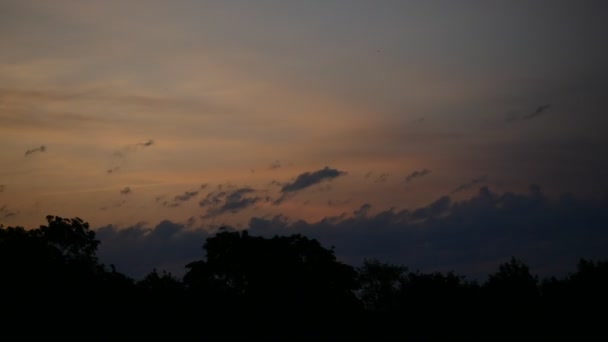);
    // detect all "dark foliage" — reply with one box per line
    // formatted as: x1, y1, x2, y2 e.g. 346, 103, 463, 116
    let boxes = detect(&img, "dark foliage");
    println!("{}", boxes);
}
1, 216, 607, 337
